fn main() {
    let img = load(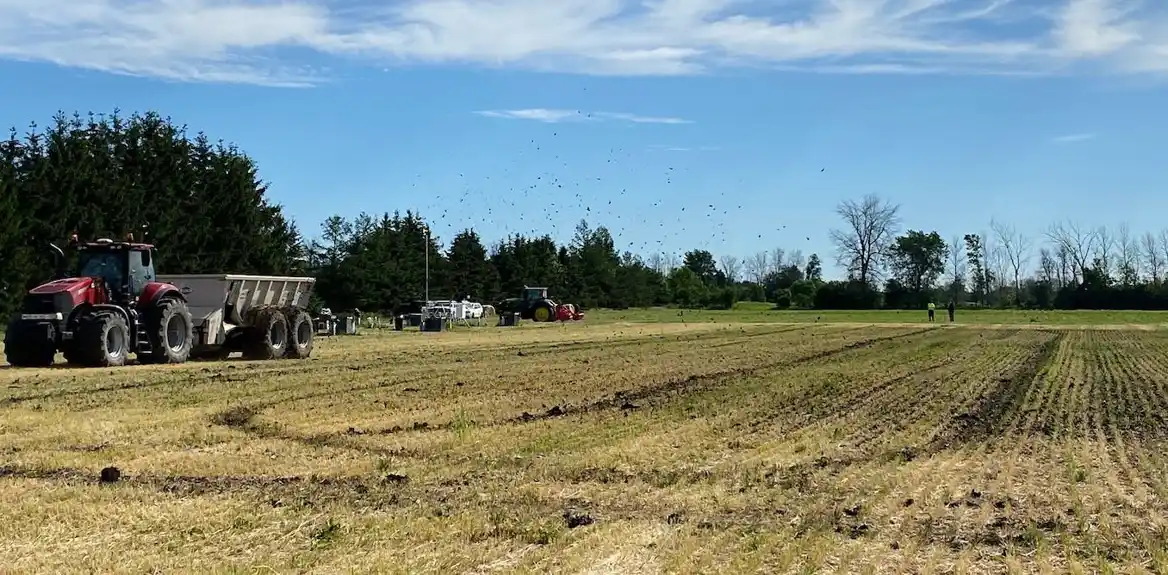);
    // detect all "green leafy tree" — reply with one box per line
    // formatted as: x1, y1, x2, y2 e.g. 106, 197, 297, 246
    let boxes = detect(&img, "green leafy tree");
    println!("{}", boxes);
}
890, 230, 947, 297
